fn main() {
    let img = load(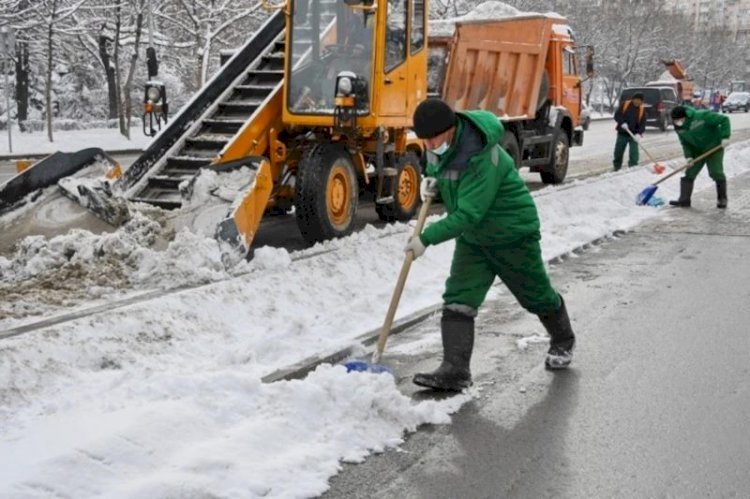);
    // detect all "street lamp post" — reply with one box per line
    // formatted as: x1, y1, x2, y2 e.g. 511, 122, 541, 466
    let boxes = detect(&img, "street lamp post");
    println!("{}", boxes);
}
0, 26, 16, 153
